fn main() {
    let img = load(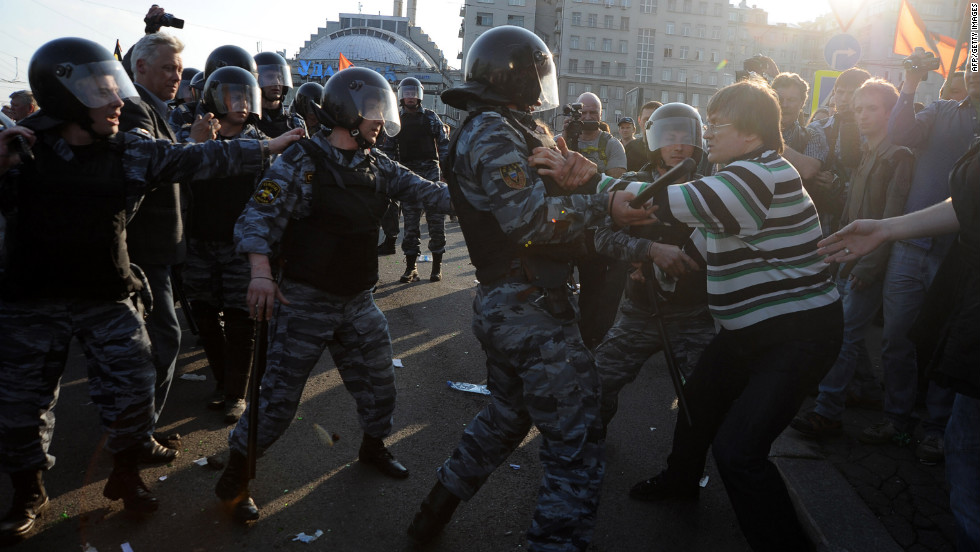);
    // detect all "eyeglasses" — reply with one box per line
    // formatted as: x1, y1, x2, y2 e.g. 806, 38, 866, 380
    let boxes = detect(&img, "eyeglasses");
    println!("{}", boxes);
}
702, 123, 734, 134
